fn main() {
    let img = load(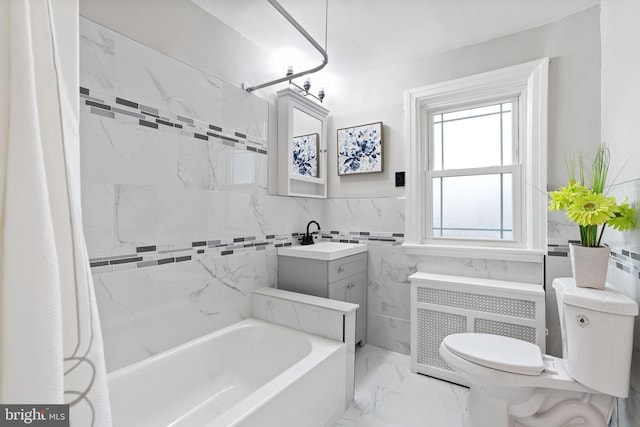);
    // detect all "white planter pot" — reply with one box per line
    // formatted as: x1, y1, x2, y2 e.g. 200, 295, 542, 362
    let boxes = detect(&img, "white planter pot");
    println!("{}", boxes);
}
569, 244, 610, 289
